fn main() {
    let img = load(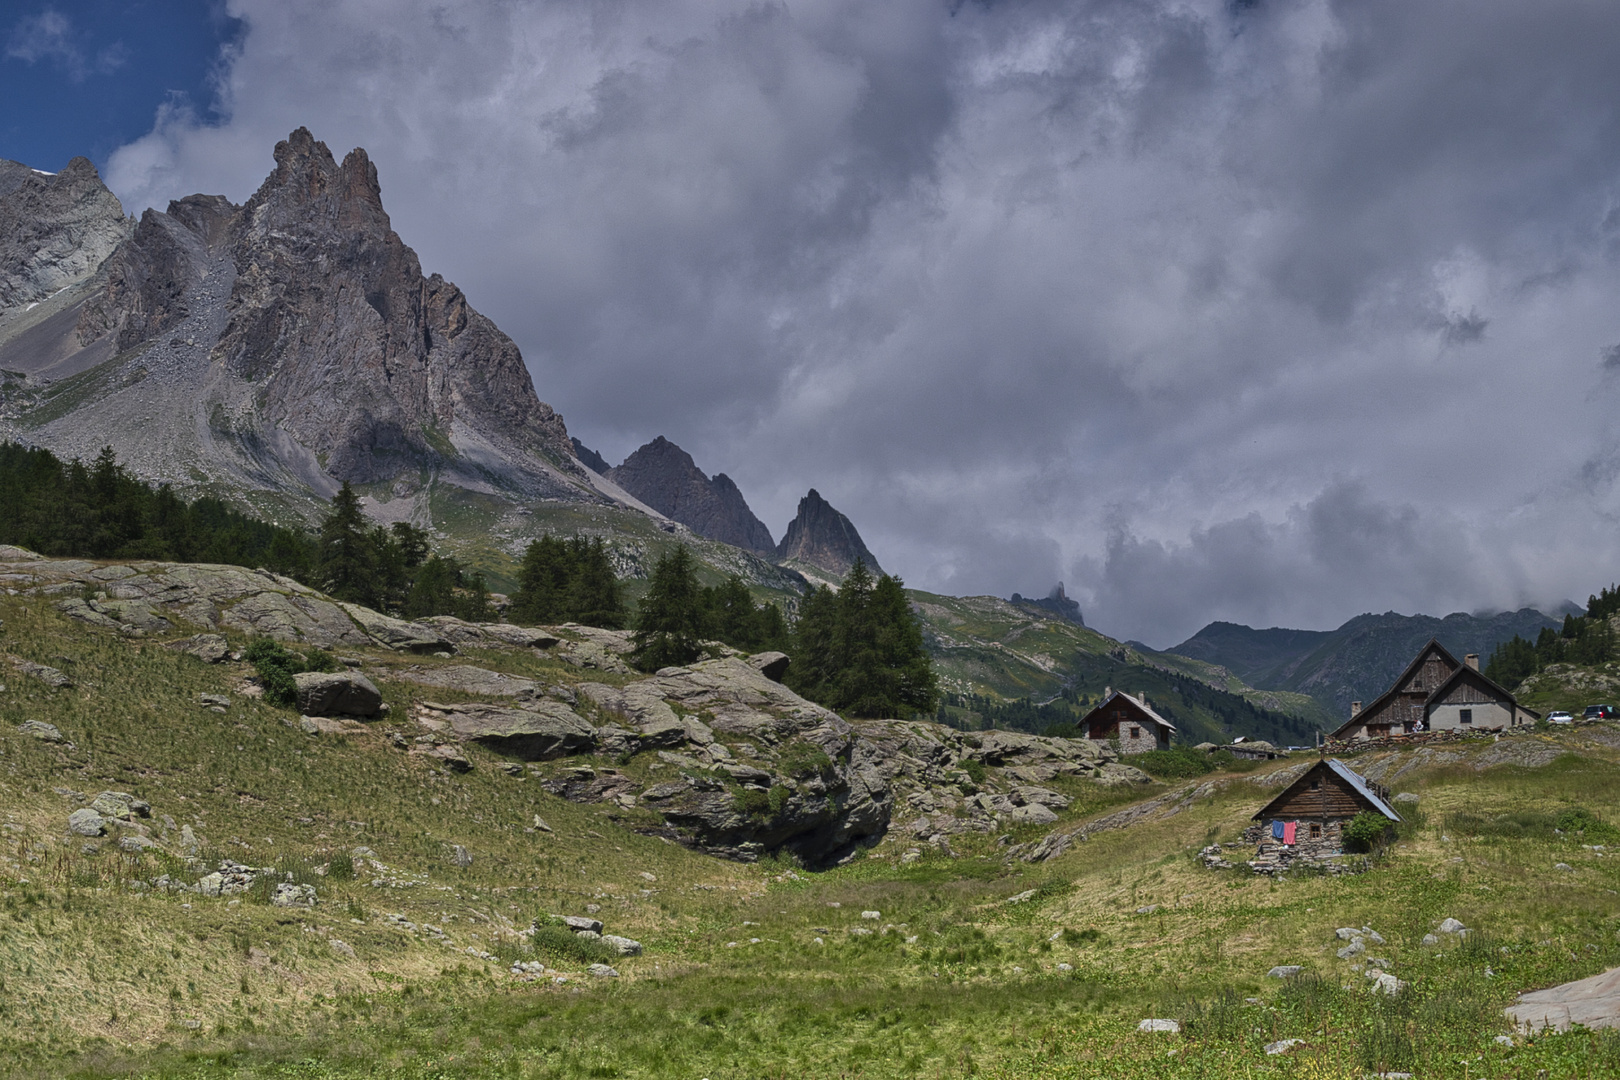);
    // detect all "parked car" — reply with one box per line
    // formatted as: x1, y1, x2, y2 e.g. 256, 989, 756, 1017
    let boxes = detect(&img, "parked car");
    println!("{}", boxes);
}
1584, 704, 1616, 720
1547, 710, 1575, 725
